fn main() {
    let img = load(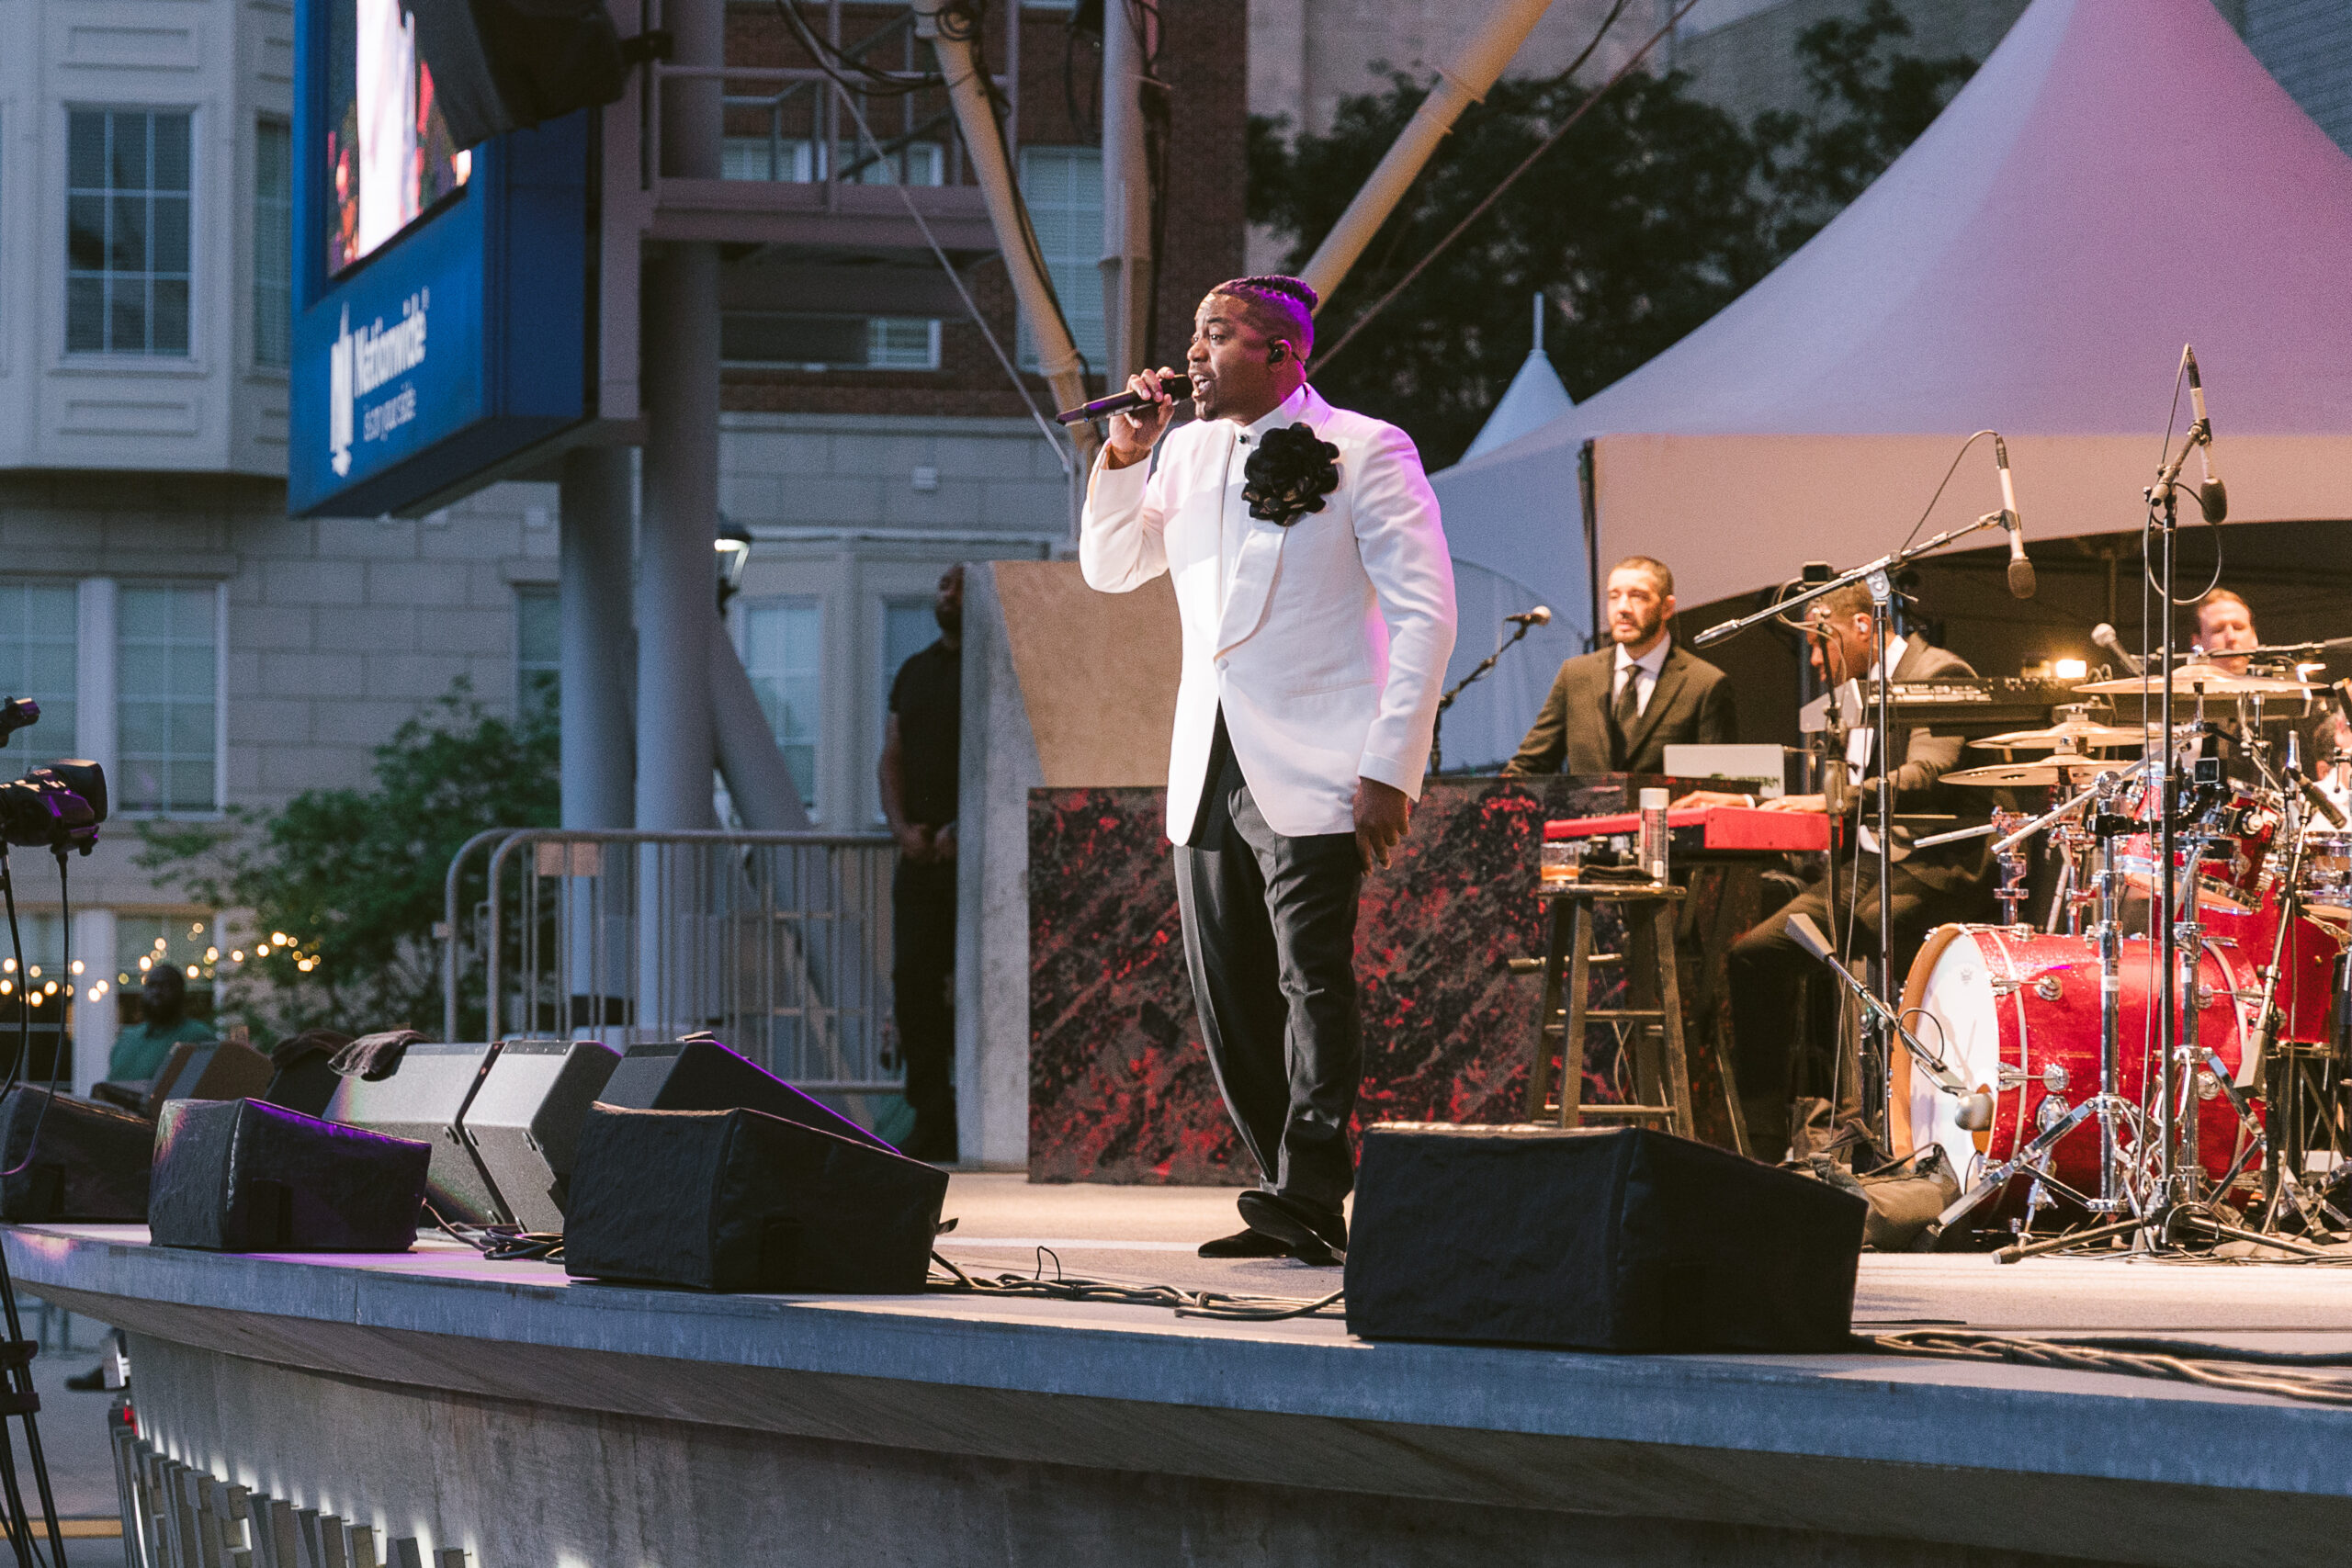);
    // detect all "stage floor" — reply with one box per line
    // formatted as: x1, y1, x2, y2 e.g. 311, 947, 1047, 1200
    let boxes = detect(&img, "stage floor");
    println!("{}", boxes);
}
20, 1175, 2352, 1567
940, 1172, 2352, 1337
